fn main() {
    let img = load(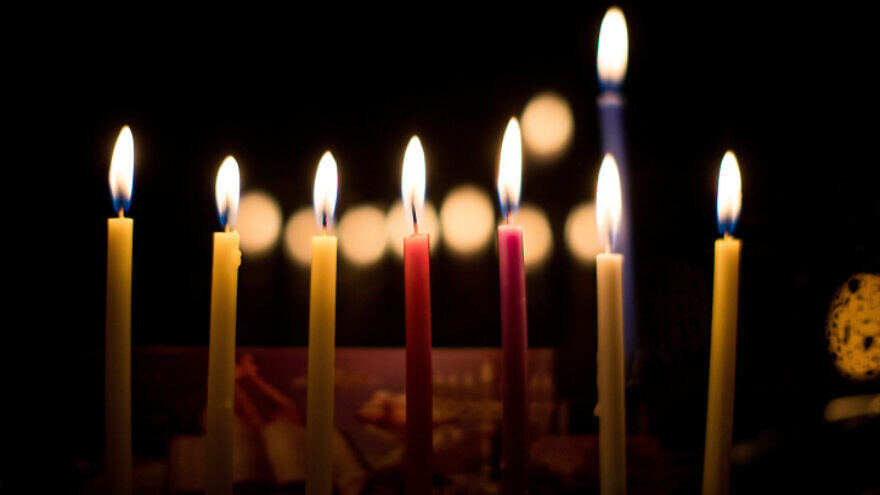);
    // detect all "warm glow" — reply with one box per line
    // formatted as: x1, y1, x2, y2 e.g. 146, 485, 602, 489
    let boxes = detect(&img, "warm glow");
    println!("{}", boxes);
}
338, 204, 388, 266
826, 273, 880, 381
215, 156, 240, 229
386, 200, 440, 258
566, 202, 603, 263
596, 153, 622, 252
521, 92, 574, 161
497, 118, 522, 219
284, 208, 319, 266
237, 190, 282, 257
517, 204, 553, 270
441, 184, 495, 255
401, 135, 426, 232
109, 126, 134, 214
313, 151, 339, 230
597, 7, 629, 88
716, 151, 742, 236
